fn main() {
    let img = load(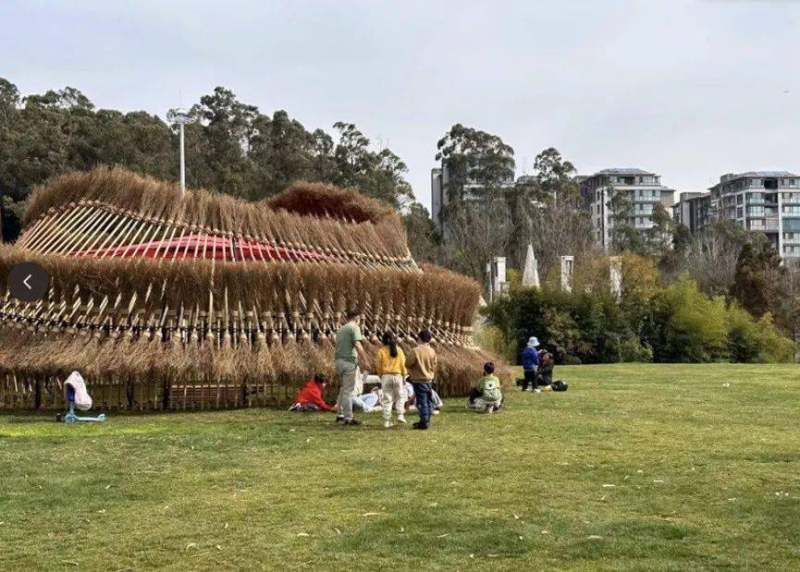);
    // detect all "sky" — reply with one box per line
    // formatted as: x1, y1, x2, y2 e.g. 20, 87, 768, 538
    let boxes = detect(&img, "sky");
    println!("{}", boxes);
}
2, 0, 799, 211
